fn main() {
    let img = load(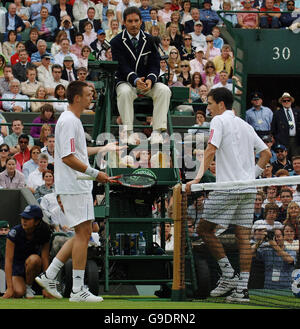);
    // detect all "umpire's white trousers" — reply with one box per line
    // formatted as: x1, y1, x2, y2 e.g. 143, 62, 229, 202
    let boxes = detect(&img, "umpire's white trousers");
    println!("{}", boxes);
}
116, 82, 171, 132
